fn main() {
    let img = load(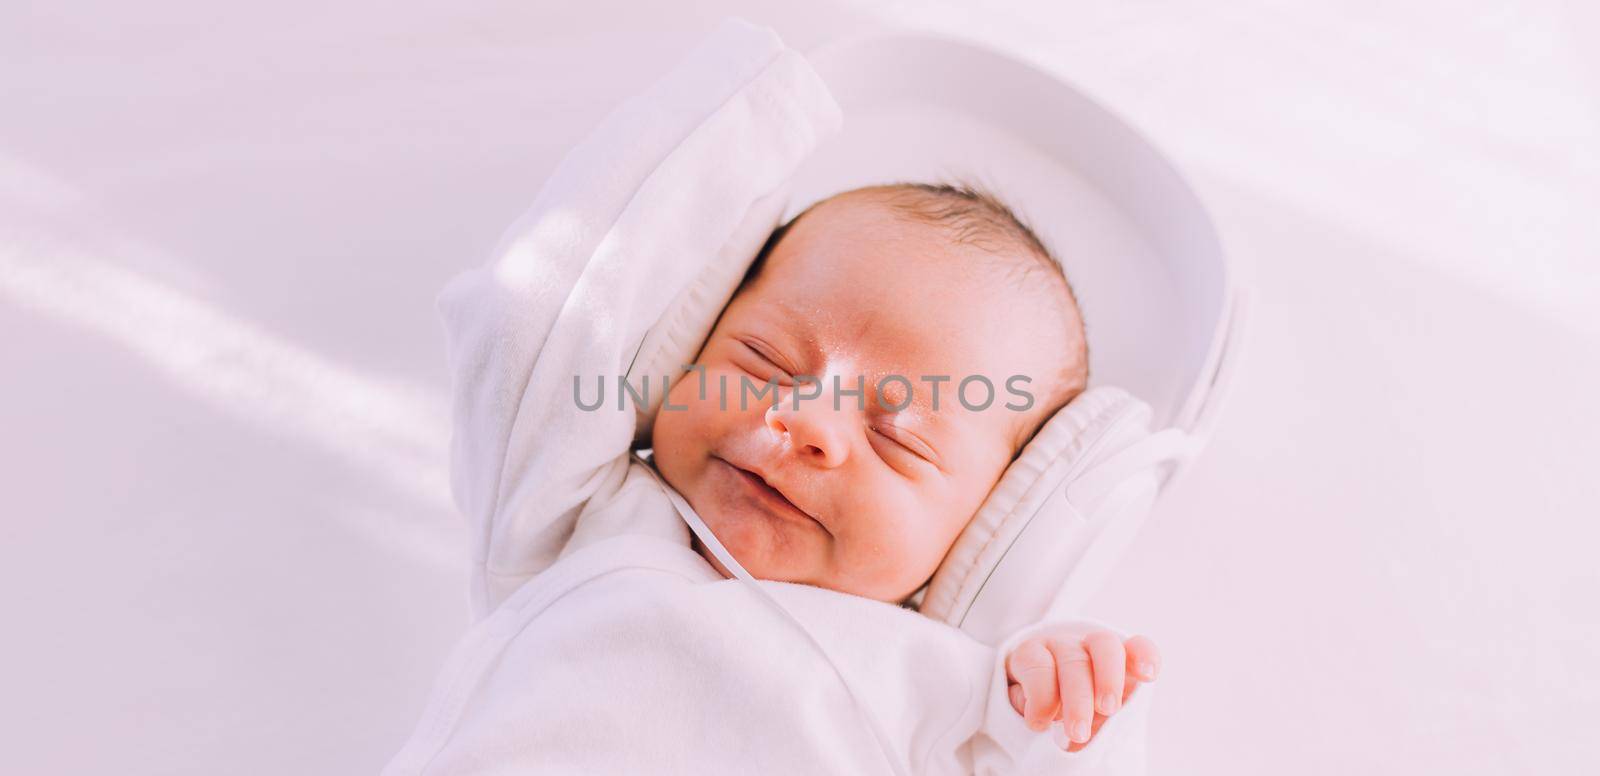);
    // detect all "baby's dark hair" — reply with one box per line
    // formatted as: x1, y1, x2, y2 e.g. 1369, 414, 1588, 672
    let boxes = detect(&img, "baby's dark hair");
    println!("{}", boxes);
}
741, 181, 1091, 449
